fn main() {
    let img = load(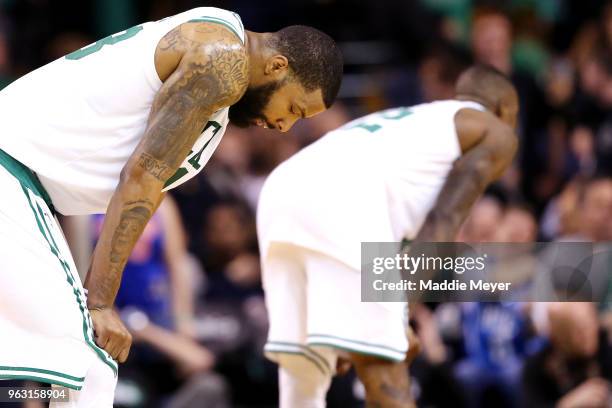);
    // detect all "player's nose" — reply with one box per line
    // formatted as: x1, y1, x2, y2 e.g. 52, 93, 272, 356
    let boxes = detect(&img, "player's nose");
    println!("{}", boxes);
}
277, 117, 298, 133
